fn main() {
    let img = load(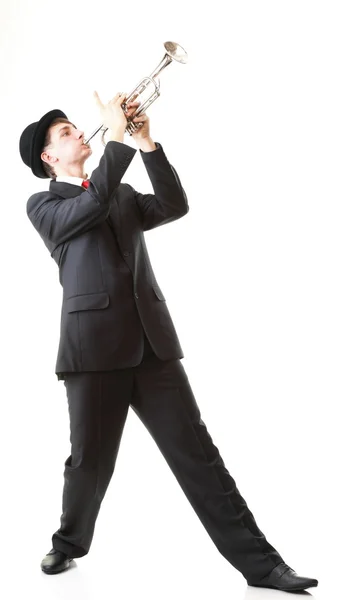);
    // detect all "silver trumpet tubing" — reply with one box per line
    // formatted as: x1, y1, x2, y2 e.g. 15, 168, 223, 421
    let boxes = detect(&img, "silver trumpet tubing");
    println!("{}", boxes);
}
84, 41, 188, 146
